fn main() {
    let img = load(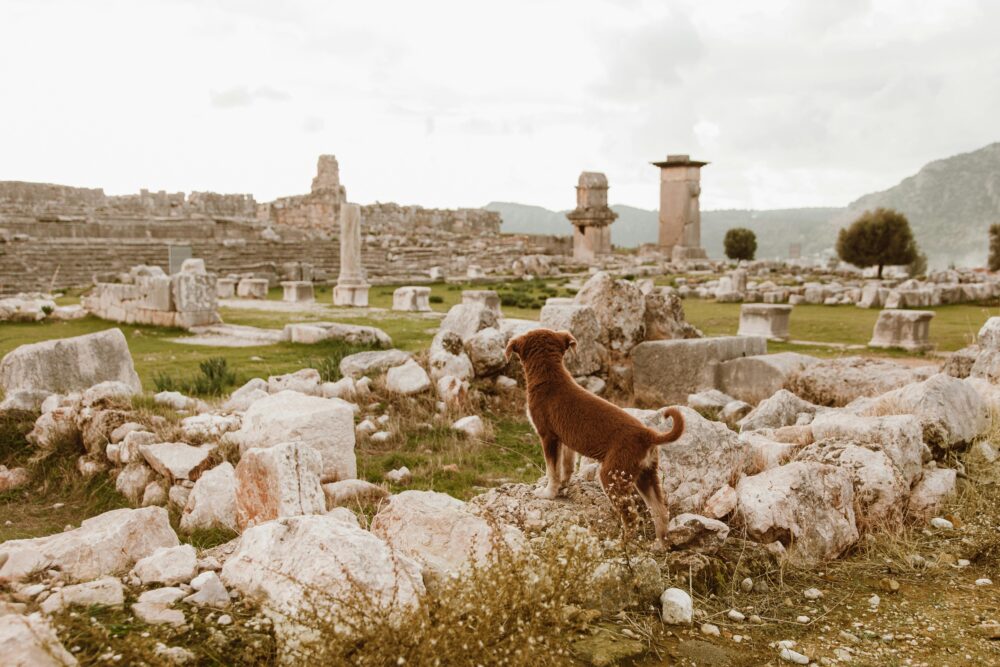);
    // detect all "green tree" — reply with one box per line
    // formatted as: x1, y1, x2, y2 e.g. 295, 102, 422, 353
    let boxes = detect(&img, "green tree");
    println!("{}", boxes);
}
723, 227, 757, 261
836, 208, 918, 278
988, 224, 1000, 272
